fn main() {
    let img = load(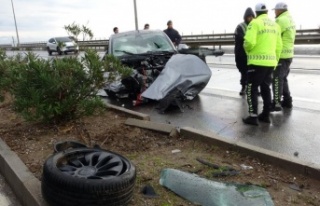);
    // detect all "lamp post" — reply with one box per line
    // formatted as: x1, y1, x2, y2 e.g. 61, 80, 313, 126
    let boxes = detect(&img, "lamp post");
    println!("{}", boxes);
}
133, 0, 138, 30
11, 0, 20, 47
